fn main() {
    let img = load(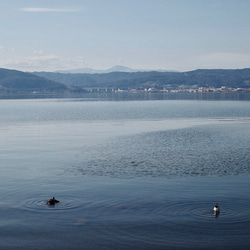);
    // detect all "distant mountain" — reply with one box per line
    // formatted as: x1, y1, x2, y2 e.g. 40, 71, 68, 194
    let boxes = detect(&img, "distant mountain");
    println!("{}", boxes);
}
34, 68, 250, 90
106, 65, 138, 73
0, 68, 67, 92
55, 65, 177, 74
55, 65, 138, 74
55, 68, 100, 74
